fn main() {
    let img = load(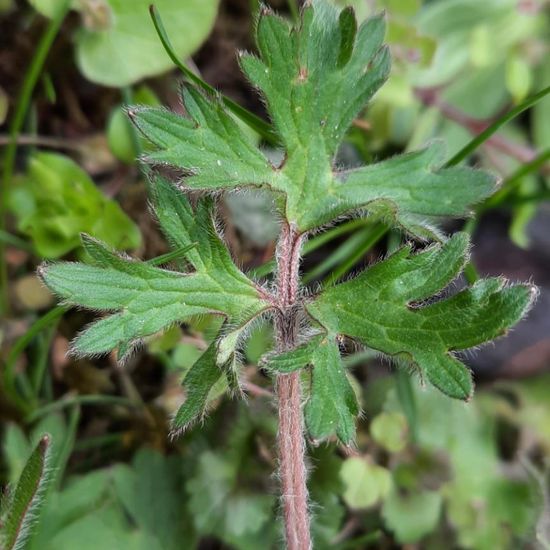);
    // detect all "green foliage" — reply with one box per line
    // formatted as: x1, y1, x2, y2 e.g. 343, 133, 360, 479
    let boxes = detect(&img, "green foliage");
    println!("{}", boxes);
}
77, 0, 218, 86
8, 152, 140, 258
171, 338, 225, 432
307, 233, 534, 401
368, 378, 541, 547
107, 85, 160, 163
2, 381, 545, 549
27, 449, 196, 550
148, 4, 278, 145
29, 0, 219, 86
187, 451, 275, 547
42, 0, 533, 450
1, 0, 546, 547
382, 488, 443, 543
132, 2, 496, 236
340, 456, 392, 509
28, 0, 75, 18
40, 175, 270, 362
129, 87, 277, 190
370, 411, 408, 452
264, 334, 359, 443
112, 449, 192, 549
185, 406, 278, 549
0, 435, 51, 550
